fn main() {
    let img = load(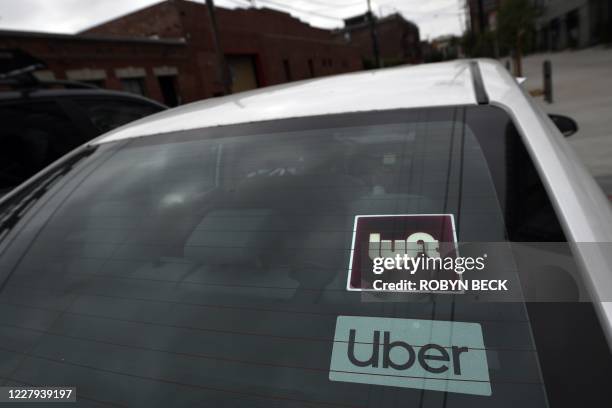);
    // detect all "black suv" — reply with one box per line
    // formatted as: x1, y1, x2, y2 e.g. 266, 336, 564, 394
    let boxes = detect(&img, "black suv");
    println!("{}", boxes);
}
0, 49, 166, 195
